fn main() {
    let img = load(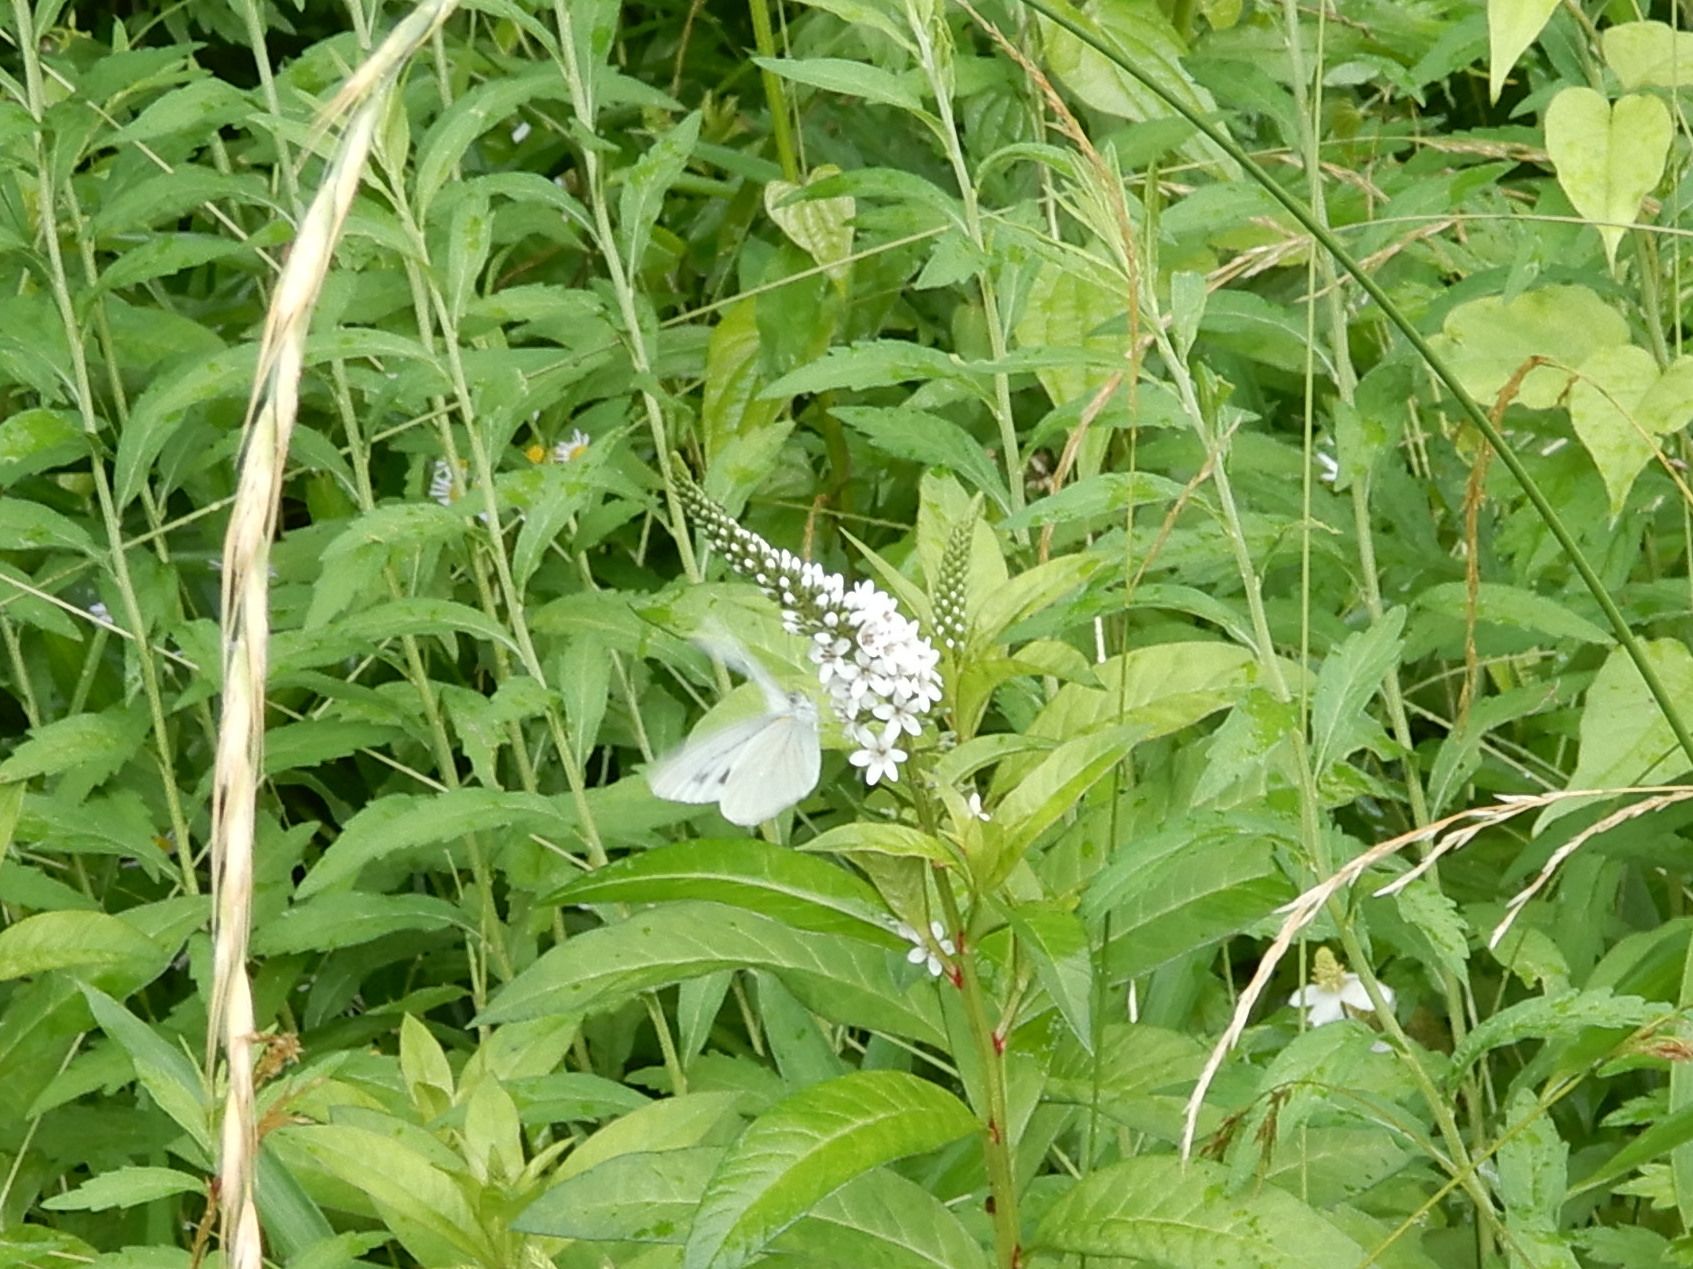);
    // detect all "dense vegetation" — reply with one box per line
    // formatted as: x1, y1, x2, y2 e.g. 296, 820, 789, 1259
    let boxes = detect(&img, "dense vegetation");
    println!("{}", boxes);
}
2, 0, 1692, 1265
